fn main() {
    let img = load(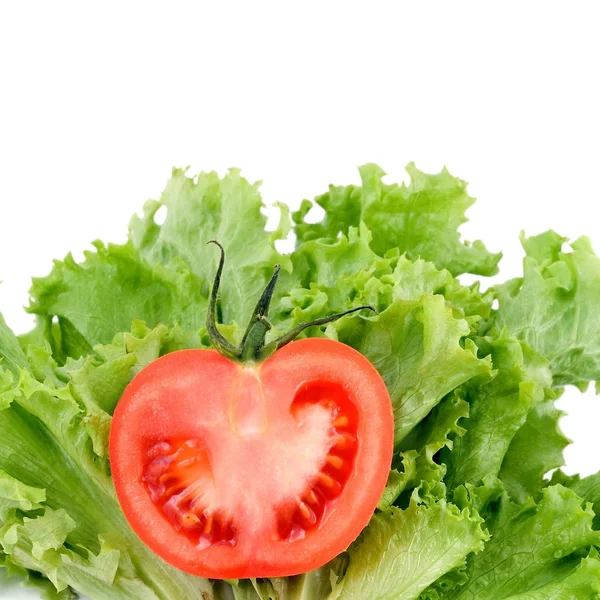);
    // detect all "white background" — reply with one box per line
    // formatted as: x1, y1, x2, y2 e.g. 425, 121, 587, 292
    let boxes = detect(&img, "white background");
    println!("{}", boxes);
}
1, 2, 599, 598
